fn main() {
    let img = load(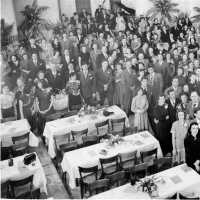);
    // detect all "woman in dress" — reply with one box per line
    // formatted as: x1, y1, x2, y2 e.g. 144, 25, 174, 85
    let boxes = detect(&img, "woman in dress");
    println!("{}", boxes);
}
171, 109, 188, 164
0, 85, 15, 119
153, 95, 172, 156
115, 12, 126, 32
8, 55, 21, 89
113, 64, 125, 109
131, 88, 149, 131
66, 72, 83, 111
35, 80, 53, 135
184, 122, 200, 173
15, 78, 36, 131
